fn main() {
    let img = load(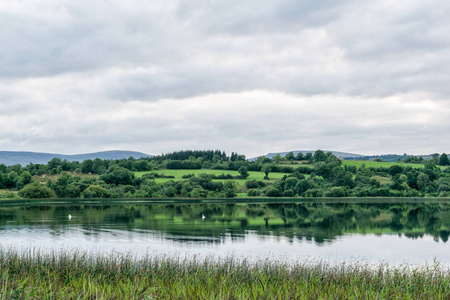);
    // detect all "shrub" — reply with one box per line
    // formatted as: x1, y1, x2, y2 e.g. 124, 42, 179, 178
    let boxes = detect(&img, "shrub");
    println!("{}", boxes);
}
247, 189, 260, 197
19, 182, 55, 199
324, 187, 347, 197
283, 189, 295, 197
83, 185, 110, 198
266, 188, 281, 197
